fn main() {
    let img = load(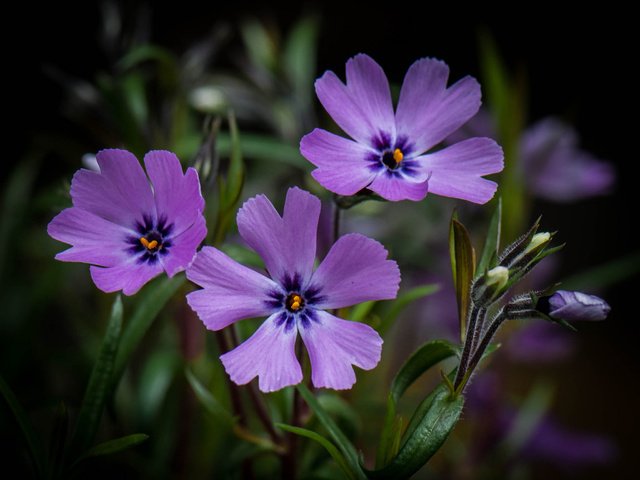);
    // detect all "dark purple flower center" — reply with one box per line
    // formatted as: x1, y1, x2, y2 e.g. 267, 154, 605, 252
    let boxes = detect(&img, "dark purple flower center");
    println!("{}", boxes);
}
381, 148, 404, 170
127, 215, 173, 265
286, 292, 304, 312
